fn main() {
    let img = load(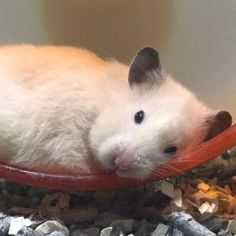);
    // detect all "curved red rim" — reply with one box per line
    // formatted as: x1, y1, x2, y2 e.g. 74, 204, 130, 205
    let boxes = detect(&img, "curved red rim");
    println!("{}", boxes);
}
0, 124, 236, 190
